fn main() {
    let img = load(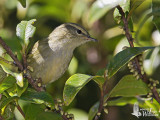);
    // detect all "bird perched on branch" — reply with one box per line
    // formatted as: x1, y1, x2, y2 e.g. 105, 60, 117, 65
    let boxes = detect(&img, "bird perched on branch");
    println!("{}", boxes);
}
27, 23, 97, 84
